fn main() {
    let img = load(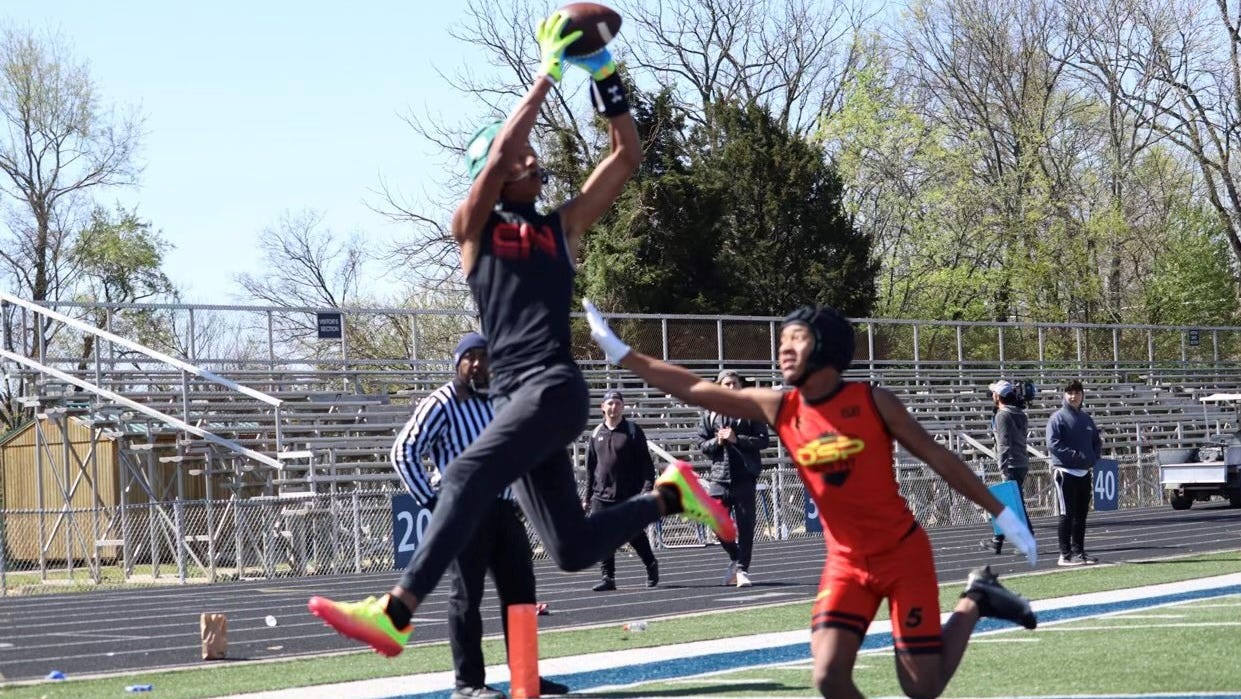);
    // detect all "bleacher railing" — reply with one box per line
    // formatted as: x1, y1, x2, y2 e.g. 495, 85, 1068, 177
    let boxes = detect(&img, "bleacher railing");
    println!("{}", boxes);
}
10, 299, 1241, 373
0, 293, 285, 466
